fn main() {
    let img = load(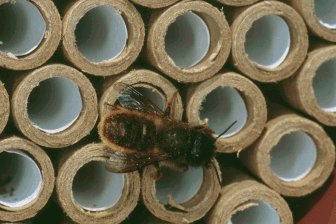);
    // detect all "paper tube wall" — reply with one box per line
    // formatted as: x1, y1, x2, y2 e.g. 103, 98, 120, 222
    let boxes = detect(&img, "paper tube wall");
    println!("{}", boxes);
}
0, 0, 61, 70
56, 143, 140, 224
289, 0, 336, 42
62, 0, 145, 76
231, 1, 308, 82
281, 45, 336, 126
240, 105, 335, 197
11, 64, 98, 148
186, 72, 267, 153
0, 80, 9, 135
206, 169, 293, 224
0, 0, 335, 222
131, 0, 179, 8
146, 0, 231, 83
0, 137, 54, 222
141, 159, 221, 223
217, 0, 260, 6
